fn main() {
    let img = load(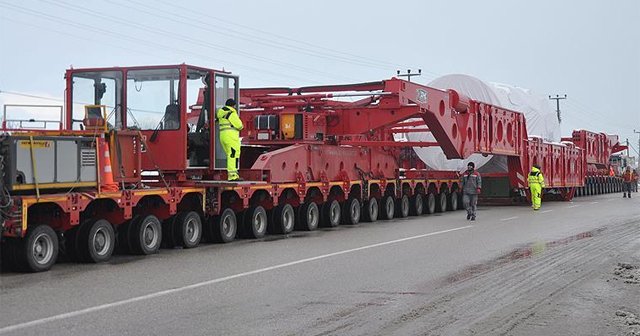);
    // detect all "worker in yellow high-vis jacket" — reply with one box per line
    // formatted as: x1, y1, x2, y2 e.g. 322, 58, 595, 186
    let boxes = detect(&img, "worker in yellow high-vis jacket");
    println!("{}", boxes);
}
528, 164, 545, 210
217, 99, 243, 181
